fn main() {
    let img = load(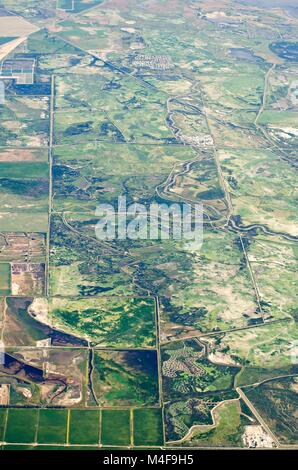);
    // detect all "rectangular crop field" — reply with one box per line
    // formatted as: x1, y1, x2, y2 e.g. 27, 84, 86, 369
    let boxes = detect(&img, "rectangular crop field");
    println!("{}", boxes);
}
69, 410, 100, 445
101, 410, 131, 446
133, 408, 164, 446
0, 409, 8, 442
37, 409, 67, 444
4, 408, 38, 443
0, 263, 10, 295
